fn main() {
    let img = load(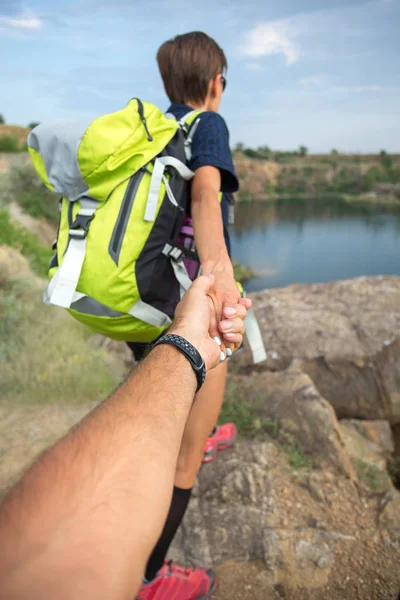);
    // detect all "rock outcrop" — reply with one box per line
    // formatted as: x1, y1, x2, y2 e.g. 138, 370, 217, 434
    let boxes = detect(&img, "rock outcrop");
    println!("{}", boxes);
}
171, 440, 400, 596
234, 276, 400, 424
228, 369, 355, 478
